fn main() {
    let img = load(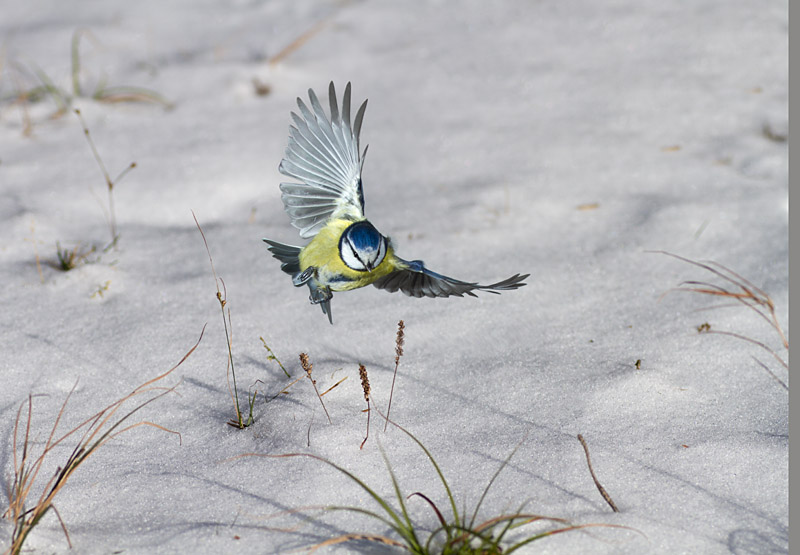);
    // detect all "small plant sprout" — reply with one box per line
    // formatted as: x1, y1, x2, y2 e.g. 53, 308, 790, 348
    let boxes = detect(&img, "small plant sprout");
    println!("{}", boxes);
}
384, 319, 405, 431
656, 251, 788, 390
299, 353, 331, 425
90, 280, 111, 299
260, 337, 290, 378
55, 241, 96, 271
3, 326, 203, 555
75, 109, 136, 248
359, 364, 372, 449
193, 211, 253, 428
